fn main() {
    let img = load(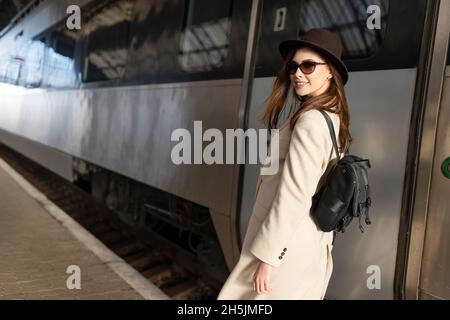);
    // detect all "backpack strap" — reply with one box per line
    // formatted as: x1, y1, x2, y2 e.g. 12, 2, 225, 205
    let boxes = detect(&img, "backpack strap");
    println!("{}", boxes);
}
317, 109, 341, 160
